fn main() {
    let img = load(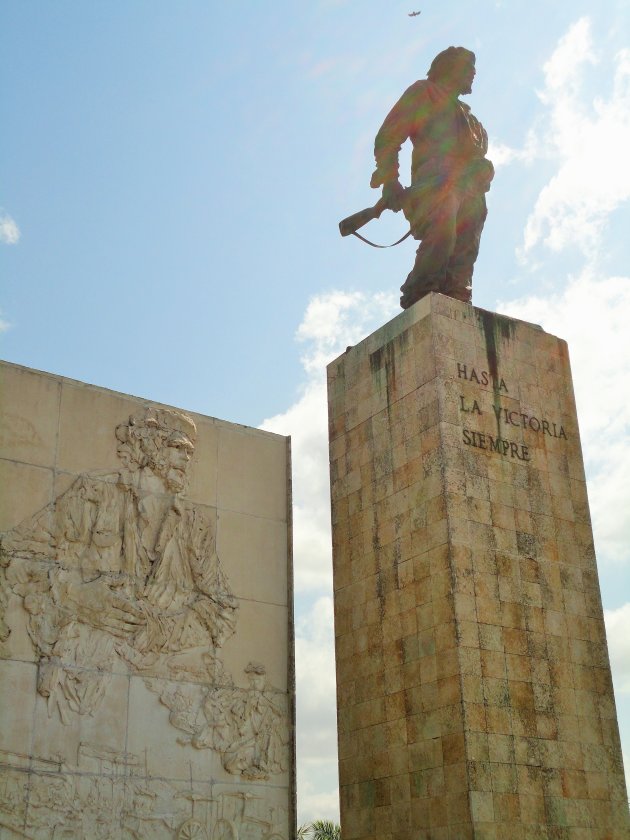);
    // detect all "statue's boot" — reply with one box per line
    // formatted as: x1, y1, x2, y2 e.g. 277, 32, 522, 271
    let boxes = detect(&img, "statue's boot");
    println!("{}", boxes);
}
441, 272, 472, 303
400, 222, 453, 309
400, 272, 440, 309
